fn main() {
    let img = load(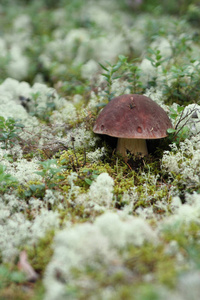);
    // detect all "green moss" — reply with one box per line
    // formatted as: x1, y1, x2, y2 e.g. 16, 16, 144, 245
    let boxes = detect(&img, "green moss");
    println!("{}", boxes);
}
25, 230, 55, 275
58, 147, 171, 214
56, 242, 180, 299
125, 243, 178, 287
162, 222, 200, 246
0, 286, 33, 300
134, 284, 162, 300
30, 282, 45, 300
162, 222, 200, 264
59, 149, 87, 172
114, 284, 161, 300
0, 264, 28, 300
0, 269, 45, 300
